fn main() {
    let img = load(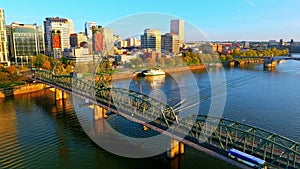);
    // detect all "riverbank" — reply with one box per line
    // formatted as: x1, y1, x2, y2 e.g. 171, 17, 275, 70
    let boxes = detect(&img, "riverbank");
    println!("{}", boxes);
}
0, 65, 207, 97
112, 64, 207, 81
0, 83, 49, 98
